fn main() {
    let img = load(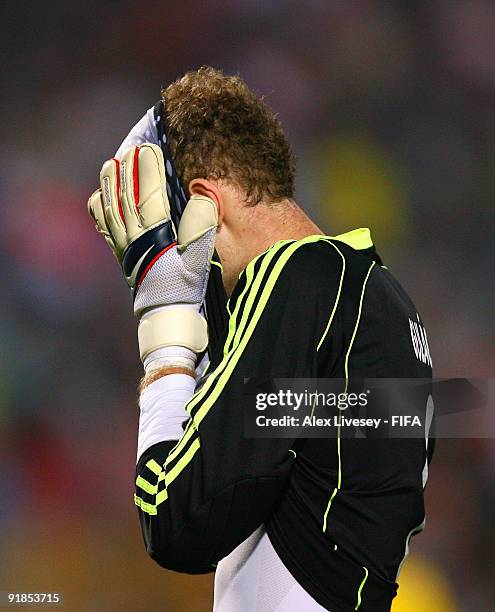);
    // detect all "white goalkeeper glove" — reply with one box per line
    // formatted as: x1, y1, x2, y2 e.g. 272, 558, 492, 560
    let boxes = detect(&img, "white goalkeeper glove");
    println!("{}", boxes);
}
87, 144, 217, 369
